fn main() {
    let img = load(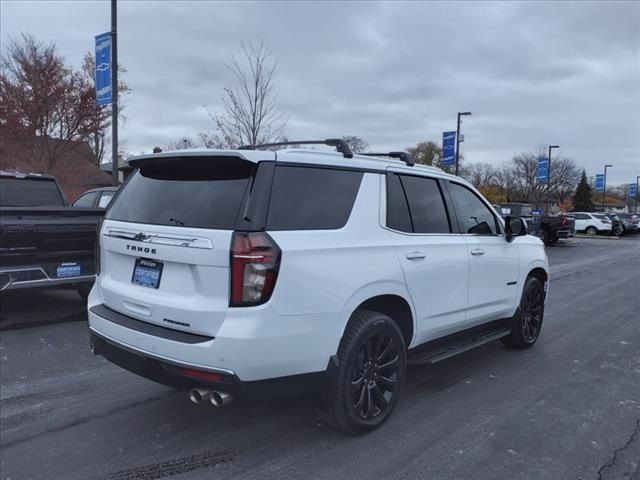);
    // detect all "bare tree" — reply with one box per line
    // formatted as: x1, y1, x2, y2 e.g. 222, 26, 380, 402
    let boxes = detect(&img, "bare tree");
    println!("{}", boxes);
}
464, 162, 499, 189
198, 131, 227, 149
207, 43, 286, 148
406, 140, 466, 176
166, 136, 199, 150
342, 136, 369, 153
81, 52, 131, 164
548, 156, 580, 206
504, 153, 546, 205
1, 34, 101, 169
406, 141, 440, 166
